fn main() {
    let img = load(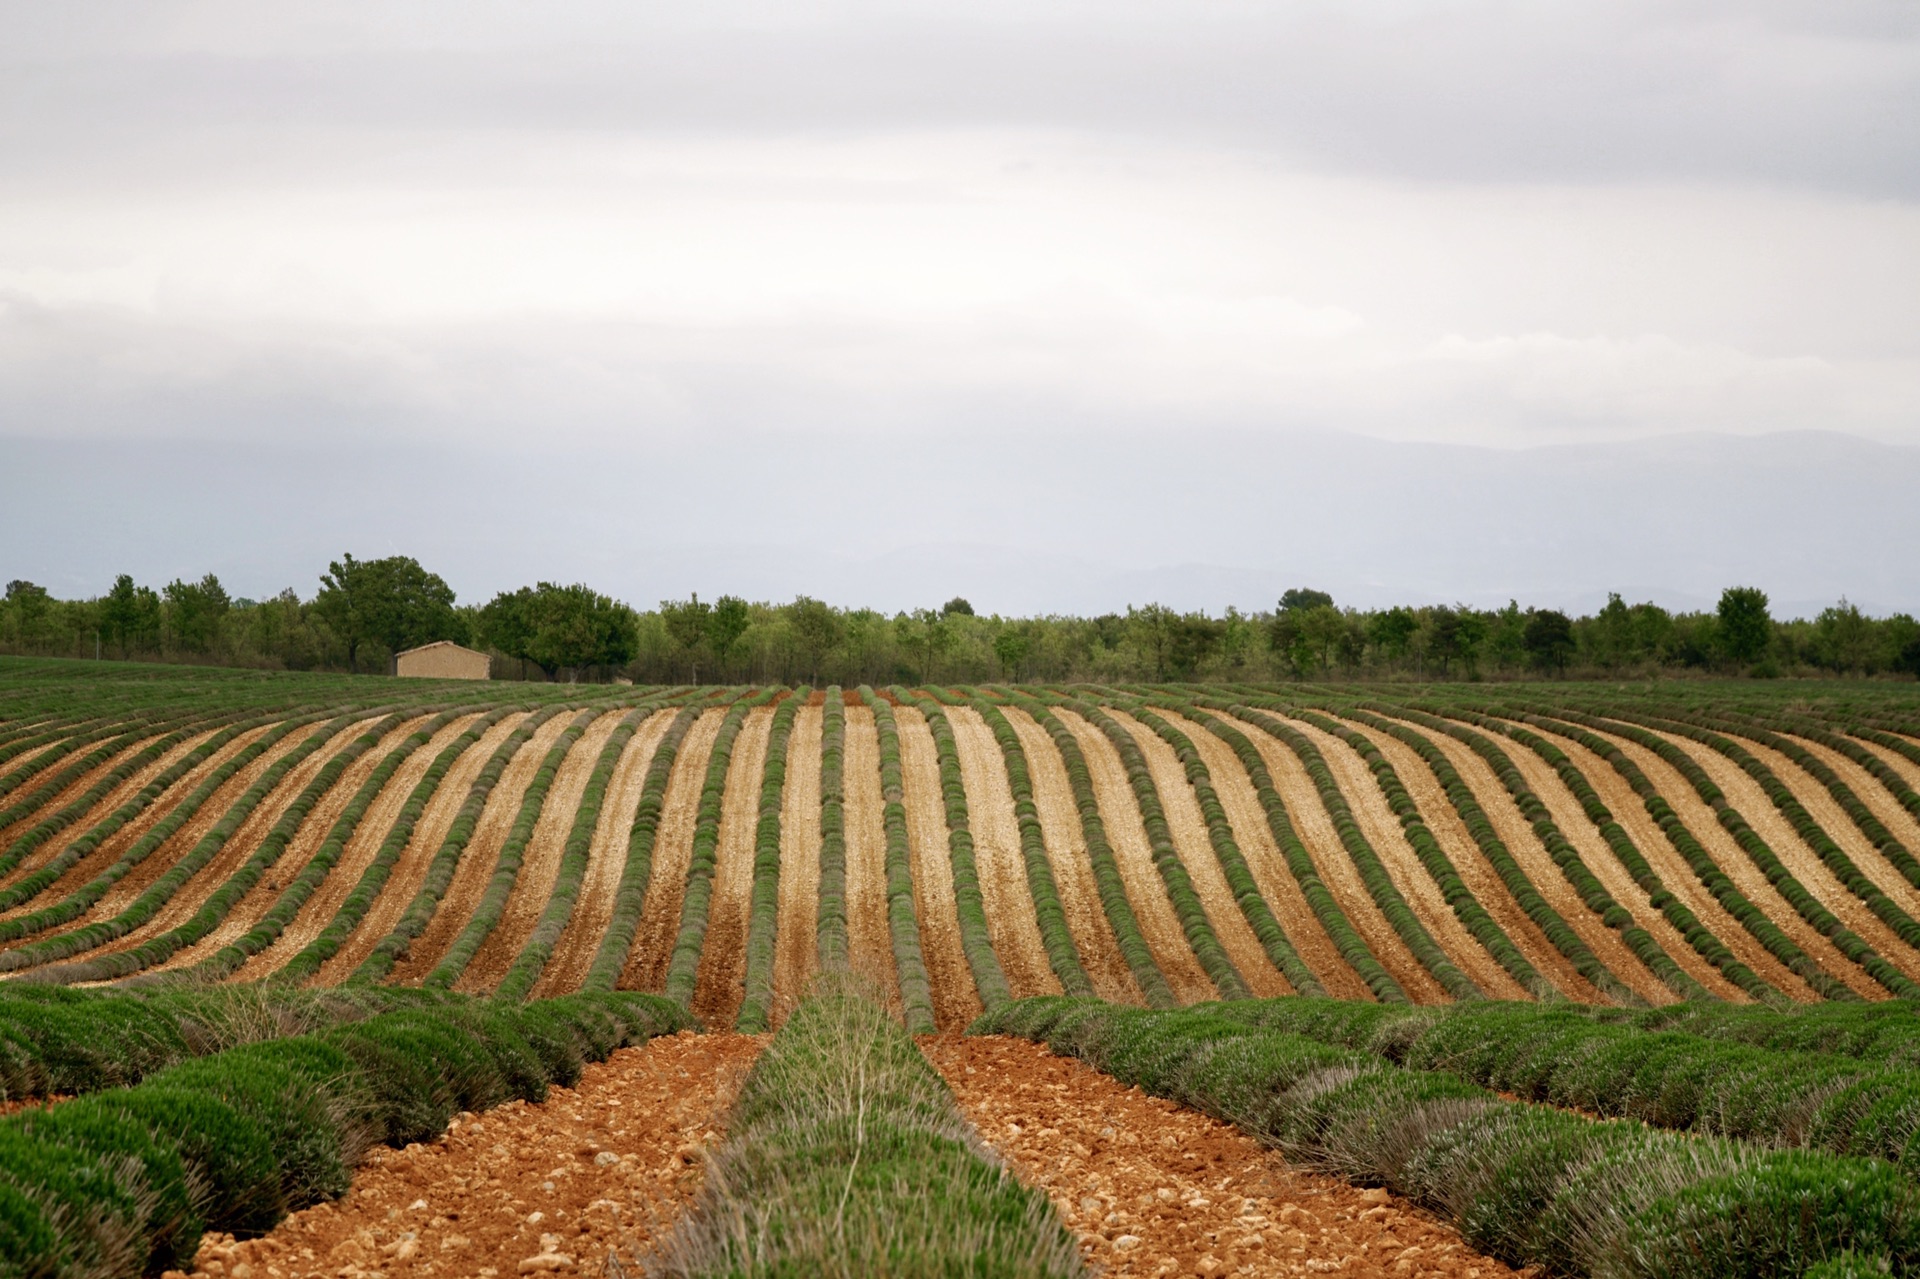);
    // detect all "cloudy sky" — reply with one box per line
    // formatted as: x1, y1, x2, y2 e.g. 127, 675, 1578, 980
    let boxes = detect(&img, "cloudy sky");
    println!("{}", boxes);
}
4, 2, 1918, 614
